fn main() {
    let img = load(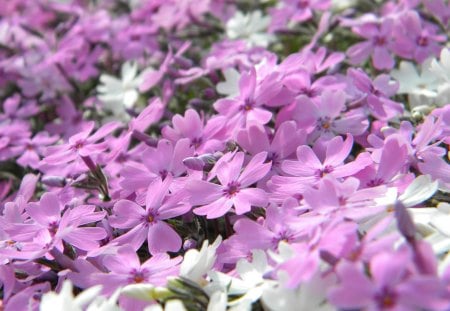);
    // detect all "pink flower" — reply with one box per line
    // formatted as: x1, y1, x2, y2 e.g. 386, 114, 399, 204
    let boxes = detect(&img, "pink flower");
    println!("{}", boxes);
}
214, 67, 277, 131
162, 109, 226, 153
328, 250, 448, 310
347, 18, 396, 70
272, 134, 373, 189
110, 175, 190, 254
94, 245, 181, 295
187, 152, 271, 218
42, 121, 120, 166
